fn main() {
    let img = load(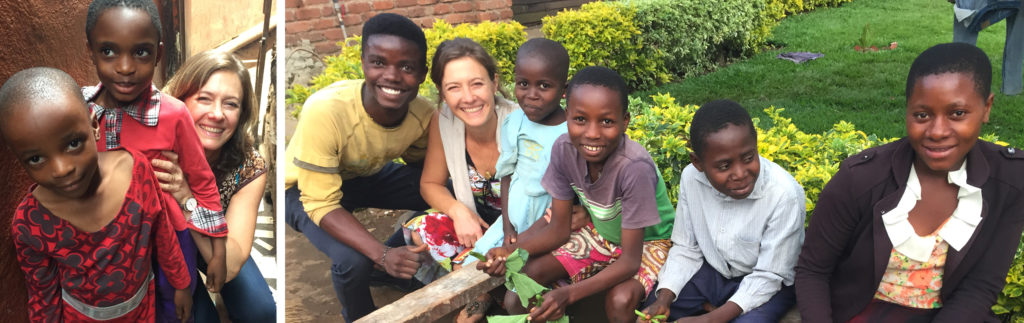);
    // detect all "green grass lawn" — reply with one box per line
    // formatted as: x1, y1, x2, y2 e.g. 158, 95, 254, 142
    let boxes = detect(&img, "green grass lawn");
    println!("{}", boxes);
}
637, 0, 1024, 145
